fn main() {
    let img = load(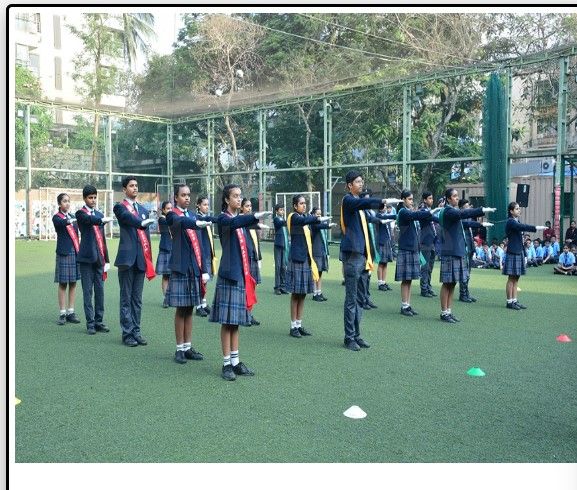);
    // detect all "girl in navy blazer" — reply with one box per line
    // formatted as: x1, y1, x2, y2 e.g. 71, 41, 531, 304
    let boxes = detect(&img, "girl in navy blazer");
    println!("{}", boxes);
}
438, 188, 495, 323
395, 190, 435, 317
310, 207, 336, 302
209, 185, 271, 381
195, 196, 218, 317
375, 209, 397, 292
503, 202, 547, 310
165, 184, 211, 365
287, 195, 331, 338
52, 193, 82, 325
155, 200, 173, 308
240, 198, 270, 326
